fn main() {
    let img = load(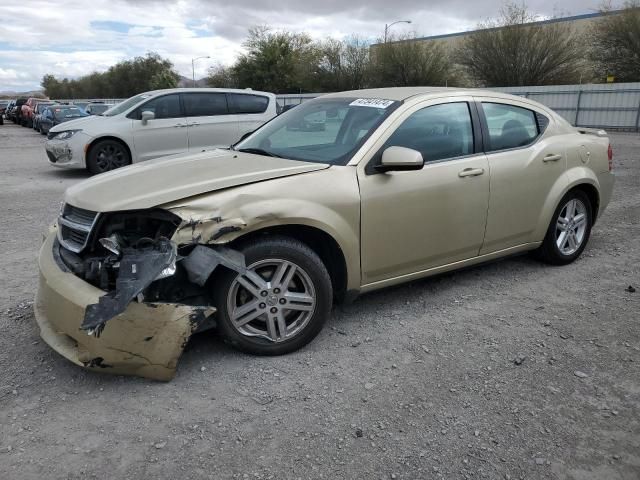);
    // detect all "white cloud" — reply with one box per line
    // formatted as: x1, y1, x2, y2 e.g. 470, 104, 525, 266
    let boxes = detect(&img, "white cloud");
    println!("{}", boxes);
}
0, 0, 602, 92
